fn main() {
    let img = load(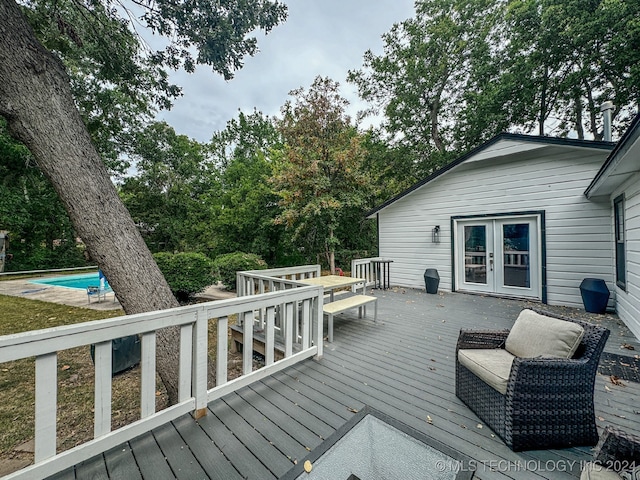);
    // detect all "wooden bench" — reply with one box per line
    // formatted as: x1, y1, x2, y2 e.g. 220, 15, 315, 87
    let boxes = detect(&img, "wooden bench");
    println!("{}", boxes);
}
323, 294, 377, 342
